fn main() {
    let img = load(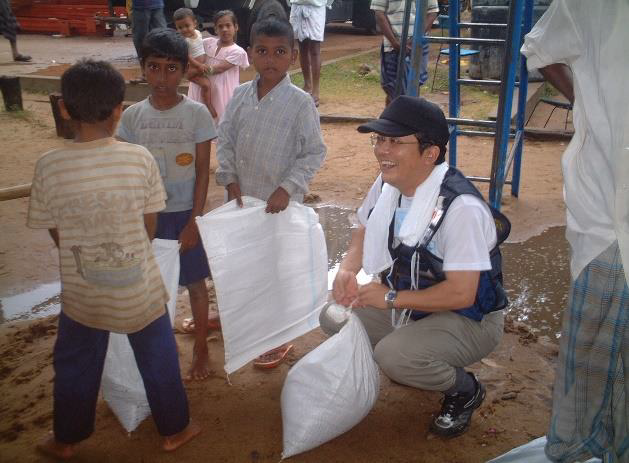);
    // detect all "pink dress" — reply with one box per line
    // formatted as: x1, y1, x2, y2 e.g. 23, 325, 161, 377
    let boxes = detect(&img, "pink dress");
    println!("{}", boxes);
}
187, 37, 249, 123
